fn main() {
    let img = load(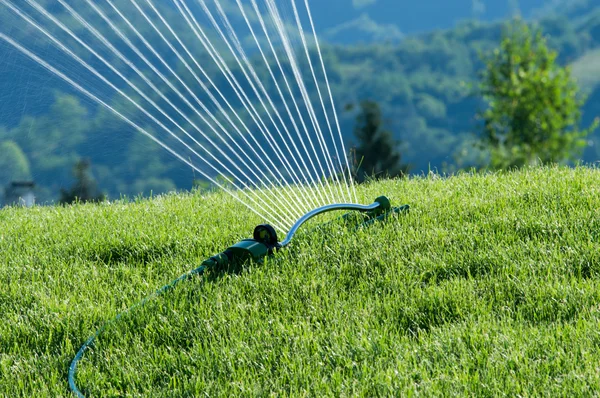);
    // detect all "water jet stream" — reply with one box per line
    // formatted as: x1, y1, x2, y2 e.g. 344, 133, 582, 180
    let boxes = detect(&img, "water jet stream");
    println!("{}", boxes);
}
97, 0, 308, 219
0, 0, 358, 229
0, 31, 289, 231
67, 0, 303, 222
233, 0, 326, 210
174, 0, 331, 207
116, 0, 312, 216
301, 0, 357, 202
9, 0, 298, 227
204, 0, 341, 203
124, 0, 314, 216
290, 0, 350, 202
264, 0, 340, 201
246, 0, 341, 204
